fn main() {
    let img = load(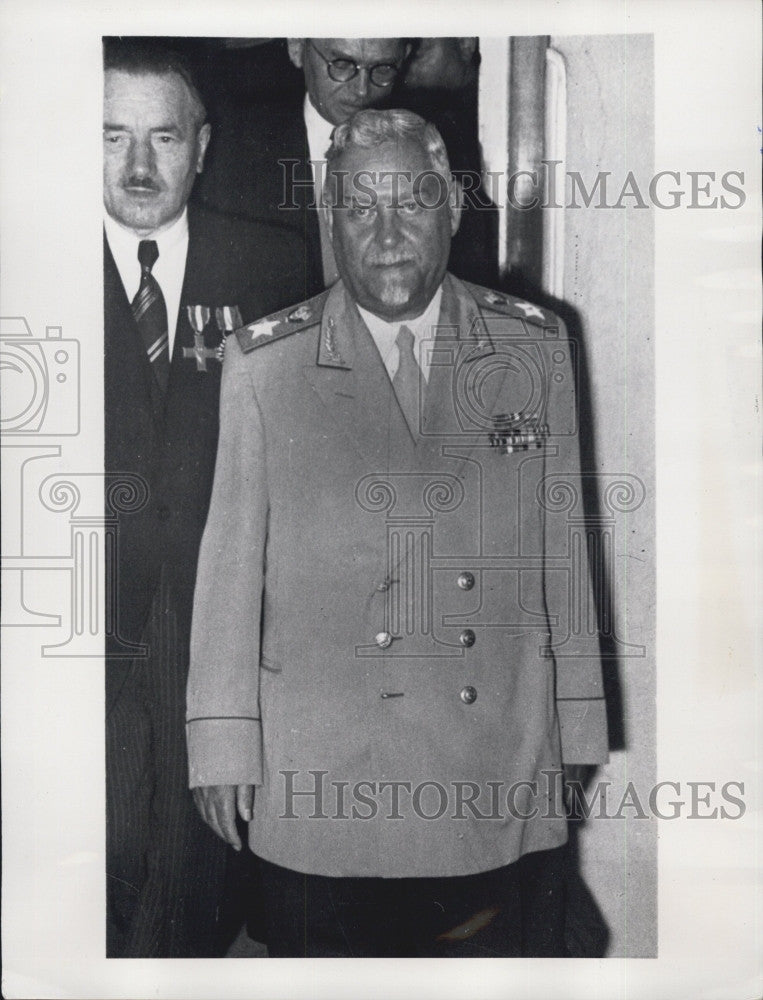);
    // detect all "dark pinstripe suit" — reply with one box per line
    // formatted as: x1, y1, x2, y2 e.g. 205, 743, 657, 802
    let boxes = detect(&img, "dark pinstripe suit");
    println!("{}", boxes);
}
105, 204, 317, 956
